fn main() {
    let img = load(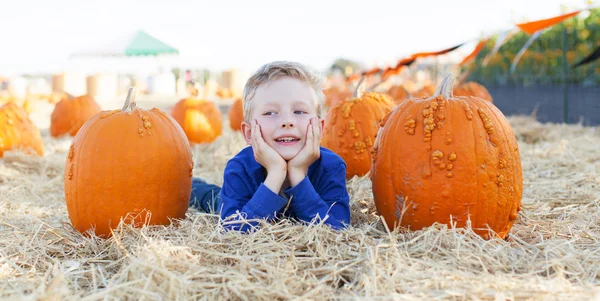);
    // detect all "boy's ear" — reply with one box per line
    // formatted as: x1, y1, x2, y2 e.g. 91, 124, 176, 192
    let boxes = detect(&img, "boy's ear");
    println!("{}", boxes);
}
319, 118, 325, 133
241, 121, 252, 145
